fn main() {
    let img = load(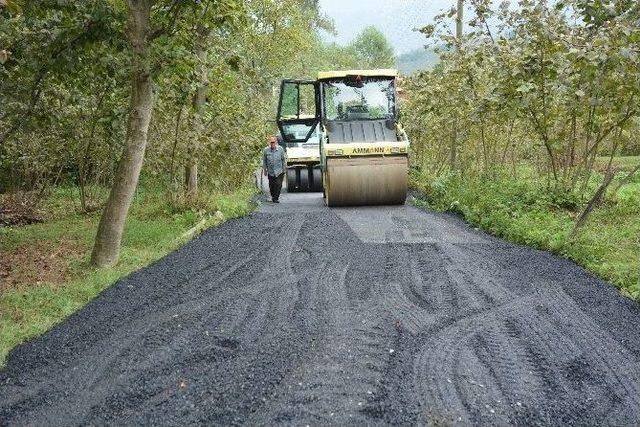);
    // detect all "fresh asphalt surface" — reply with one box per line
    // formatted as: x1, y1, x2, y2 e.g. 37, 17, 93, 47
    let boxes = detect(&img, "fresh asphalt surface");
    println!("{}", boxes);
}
2, 180, 640, 426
